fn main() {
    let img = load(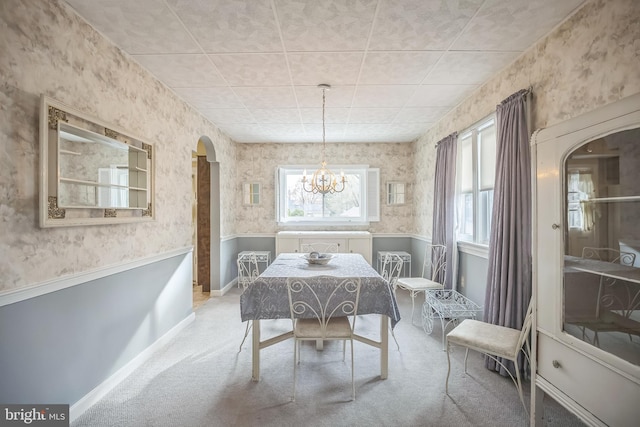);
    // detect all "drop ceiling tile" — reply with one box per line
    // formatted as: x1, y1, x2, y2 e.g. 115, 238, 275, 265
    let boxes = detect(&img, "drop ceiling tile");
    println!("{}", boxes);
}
389, 122, 434, 135
173, 87, 244, 109
348, 108, 400, 124
424, 51, 520, 85
304, 123, 347, 141
261, 124, 307, 142
288, 52, 363, 85
168, 0, 282, 53
234, 86, 298, 109
217, 124, 269, 142
295, 86, 356, 108
133, 54, 226, 87
200, 108, 255, 124
359, 51, 442, 85
368, 0, 484, 51
394, 107, 451, 123
352, 85, 416, 108
344, 123, 391, 136
250, 109, 301, 124
452, 0, 585, 51
275, 0, 377, 51
66, 0, 199, 54
405, 84, 478, 107
210, 53, 290, 86
299, 108, 351, 123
